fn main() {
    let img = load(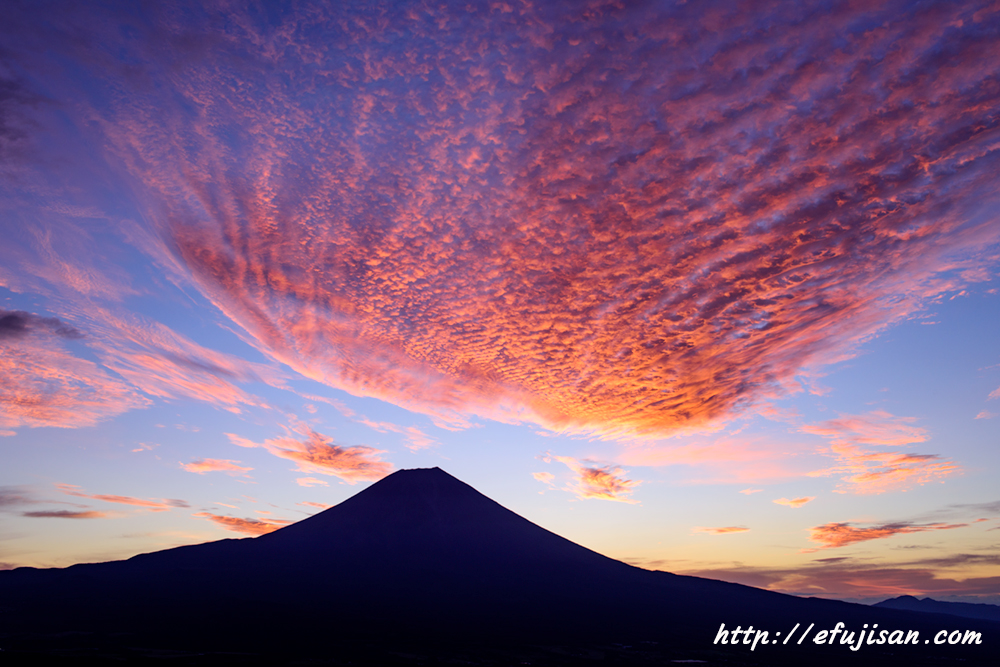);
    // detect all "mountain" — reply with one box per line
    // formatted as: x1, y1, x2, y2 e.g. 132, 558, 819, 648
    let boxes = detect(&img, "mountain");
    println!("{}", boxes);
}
1, 468, 997, 665
874, 595, 1000, 622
